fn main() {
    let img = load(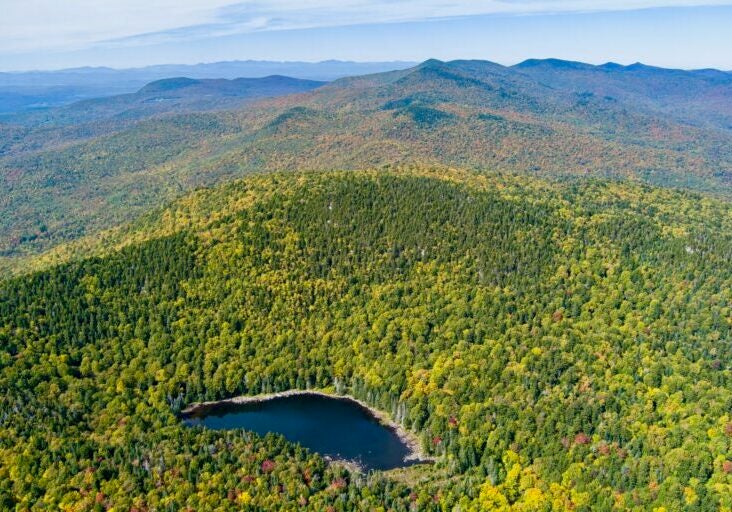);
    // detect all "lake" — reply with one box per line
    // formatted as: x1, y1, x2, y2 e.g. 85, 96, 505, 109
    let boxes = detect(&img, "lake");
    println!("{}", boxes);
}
182, 393, 418, 471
